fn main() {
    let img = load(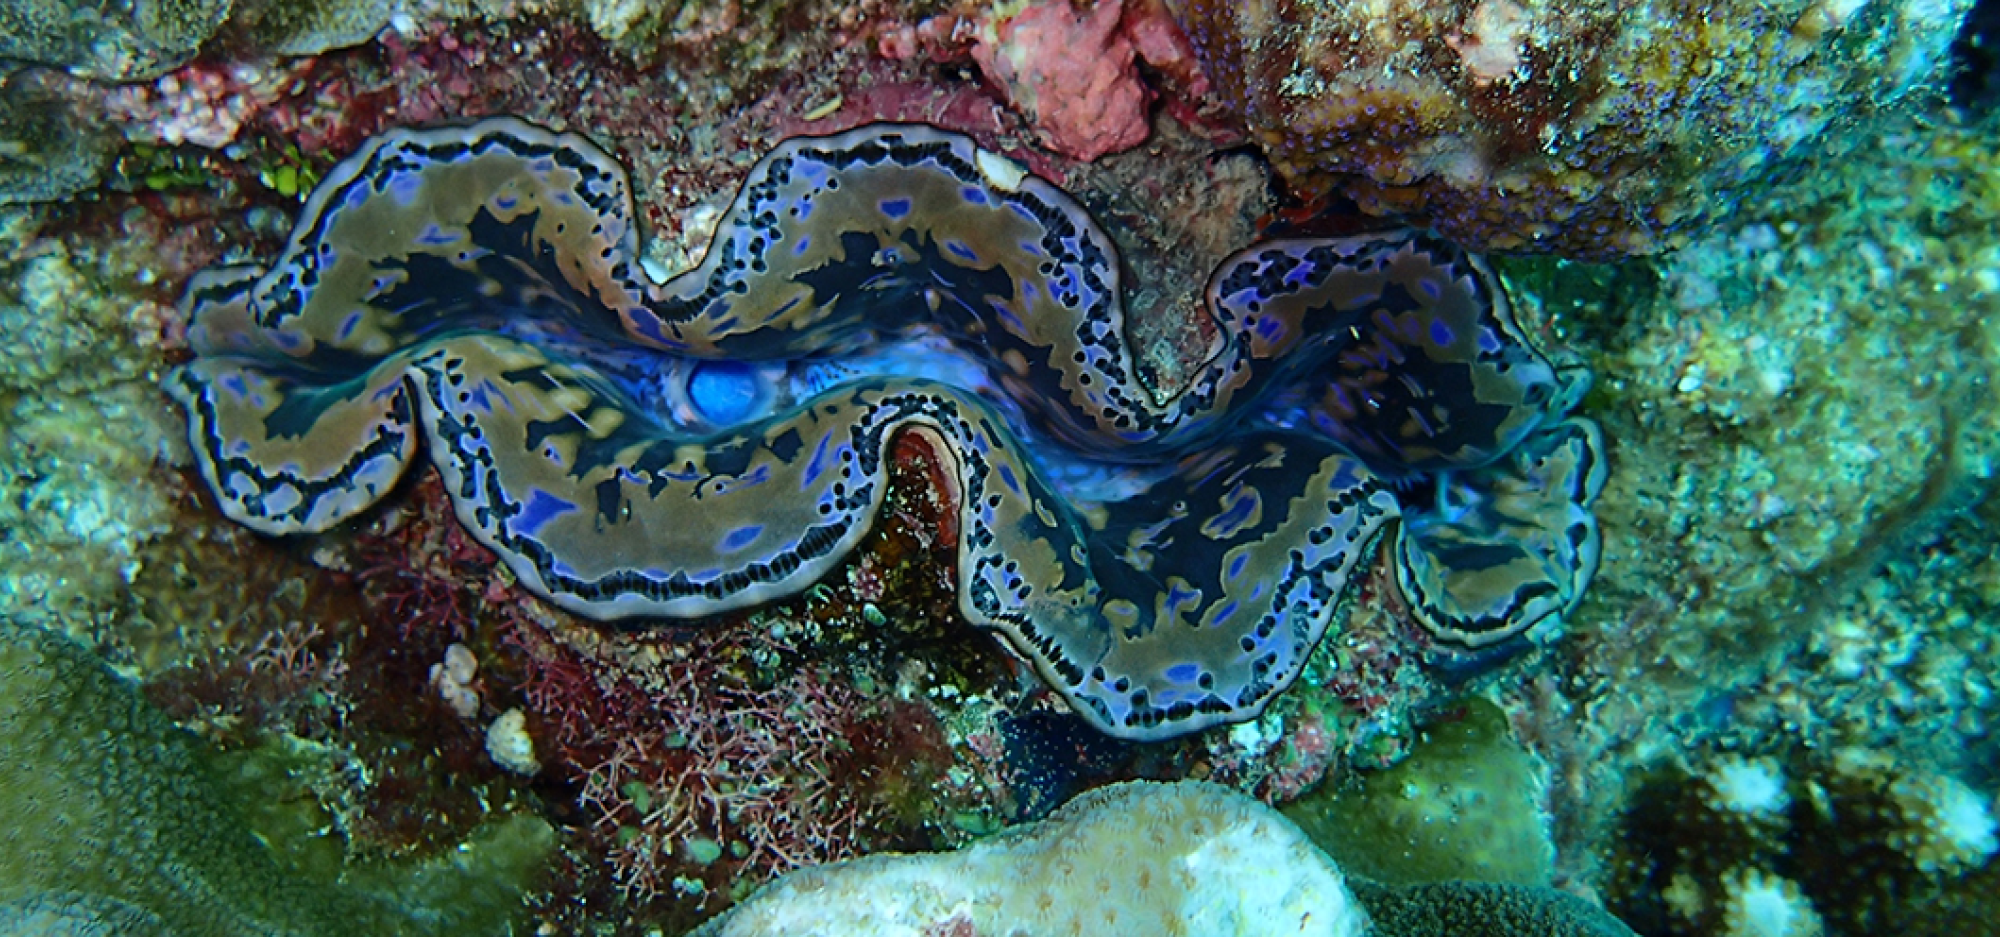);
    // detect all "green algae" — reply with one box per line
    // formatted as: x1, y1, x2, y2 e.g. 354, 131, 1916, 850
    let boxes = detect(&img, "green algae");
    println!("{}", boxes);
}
0, 622, 552, 936
1283, 696, 1554, 887
1357, 880, 1639, 937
